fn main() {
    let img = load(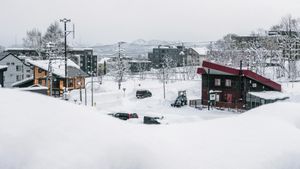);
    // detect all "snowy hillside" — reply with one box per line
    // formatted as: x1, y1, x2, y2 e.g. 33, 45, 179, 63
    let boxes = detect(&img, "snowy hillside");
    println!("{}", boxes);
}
1, 80, 300, 168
